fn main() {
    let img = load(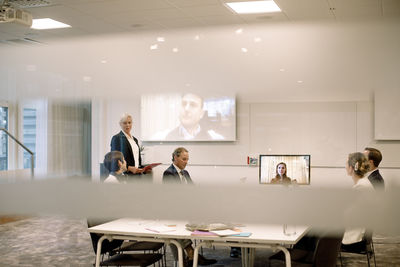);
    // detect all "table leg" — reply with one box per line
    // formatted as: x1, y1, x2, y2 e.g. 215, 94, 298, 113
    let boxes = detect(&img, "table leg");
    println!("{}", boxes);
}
193, 241, 206, 267
249, 248, 255, 266
241, 247, 248, 267
276, 245, 291, 267
170, 240, 184, 267
95, 235, 108, 267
